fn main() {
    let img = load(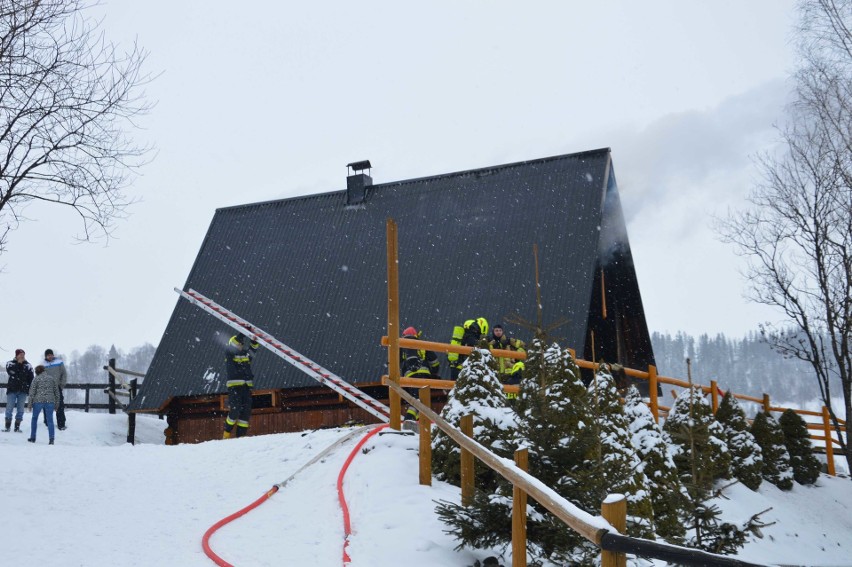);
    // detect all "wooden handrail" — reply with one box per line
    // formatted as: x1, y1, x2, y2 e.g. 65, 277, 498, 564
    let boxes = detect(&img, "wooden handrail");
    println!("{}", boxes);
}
391, 380, 770, 567
380, 336, 846, 469
379, 336, 847, 426
102, 365, 146, 379
381, 336, 526, 359
386, 380, 611, 545
380, 374, 519, 394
